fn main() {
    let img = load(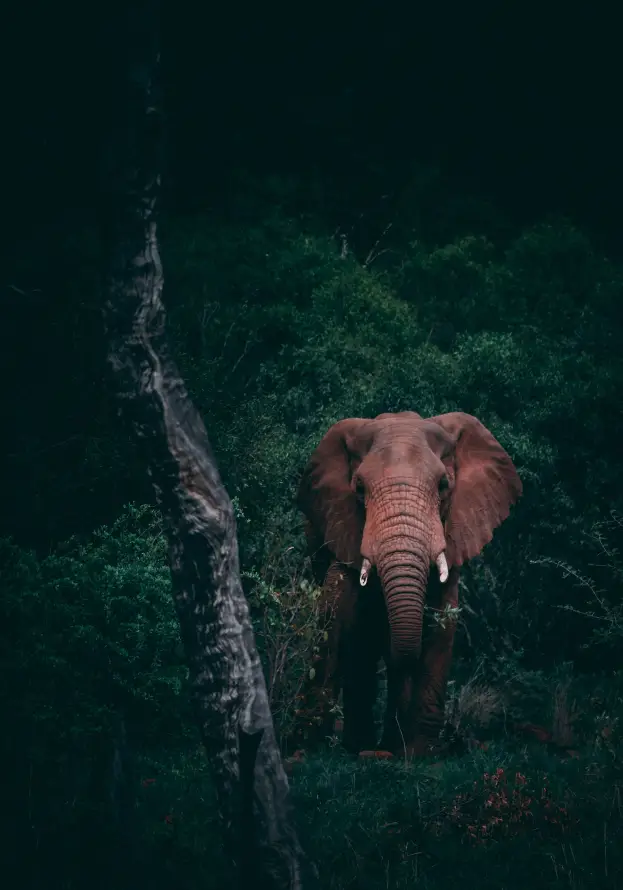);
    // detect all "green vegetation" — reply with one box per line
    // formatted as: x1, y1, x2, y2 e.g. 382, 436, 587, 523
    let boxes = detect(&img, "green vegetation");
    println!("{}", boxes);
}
2, 174, 623, 887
